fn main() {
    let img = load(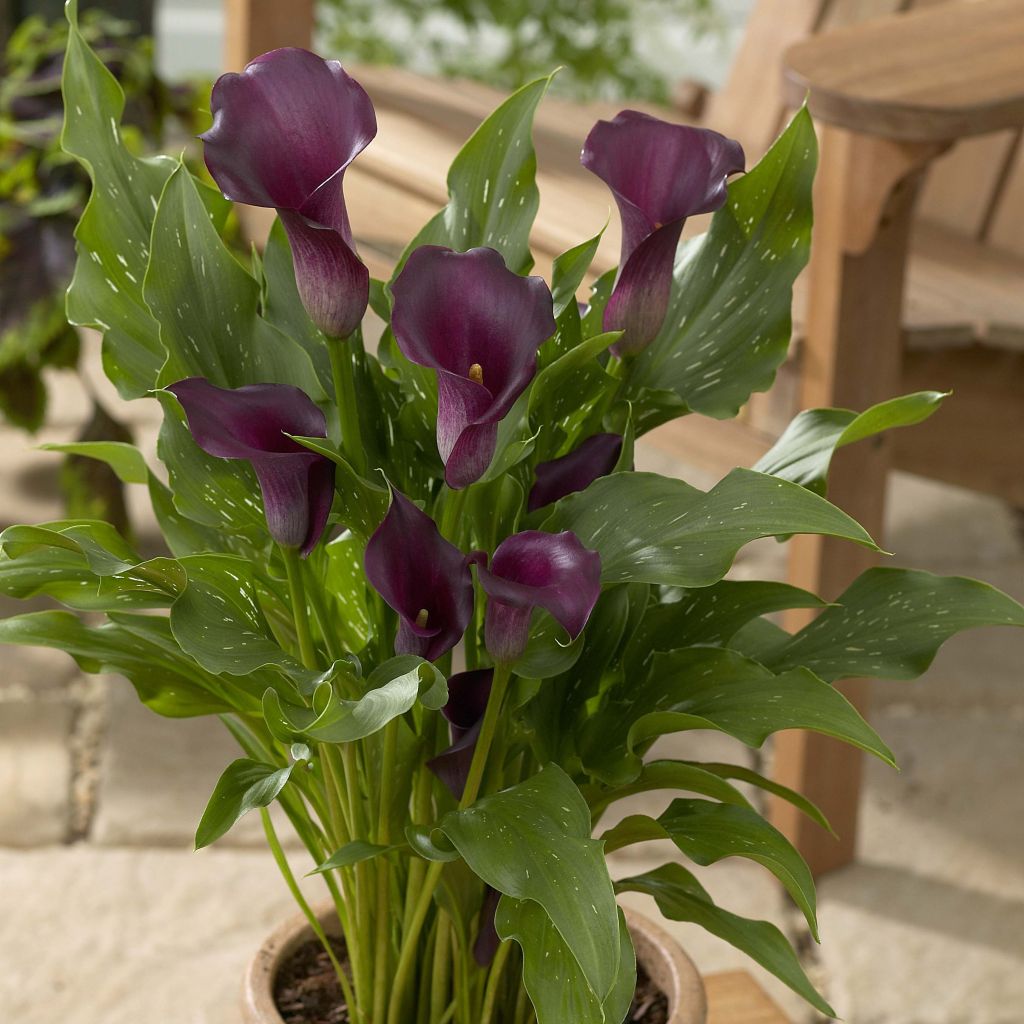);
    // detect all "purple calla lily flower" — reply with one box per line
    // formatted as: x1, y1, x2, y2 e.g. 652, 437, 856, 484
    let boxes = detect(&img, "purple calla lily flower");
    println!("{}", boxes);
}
364, 490, 482, 662
200, 48, 376, 338
527, 433, 624, 512
582, 111, 744, 356
478, 531, 601, 664
166, 378, 334, 556
391, 246, 556, 489
473, 886, 503, 966
427, 668, 494, 798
